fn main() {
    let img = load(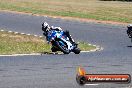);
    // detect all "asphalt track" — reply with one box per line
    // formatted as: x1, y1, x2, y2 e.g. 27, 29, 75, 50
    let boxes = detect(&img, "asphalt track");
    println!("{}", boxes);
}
0, 11, 132, 88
